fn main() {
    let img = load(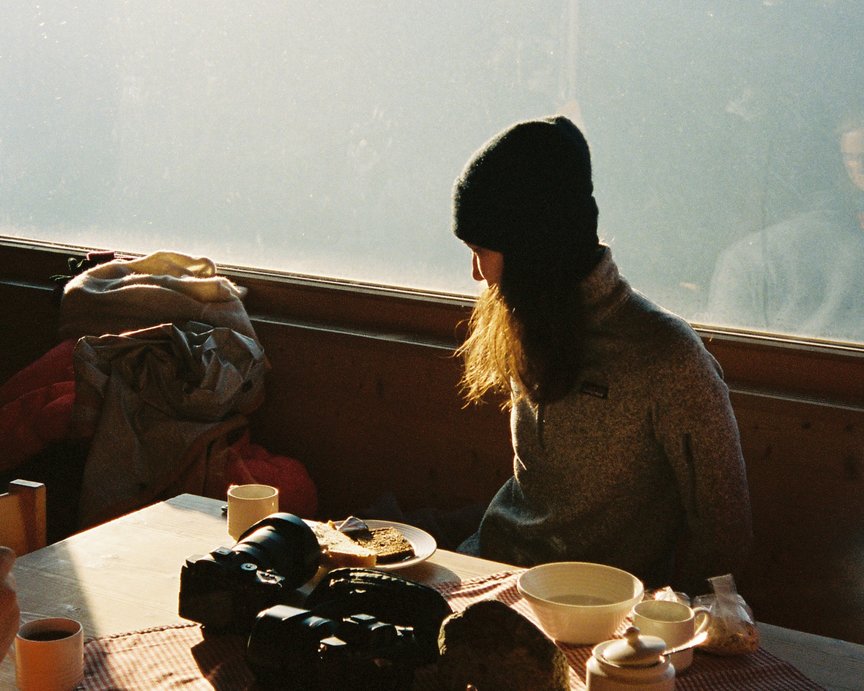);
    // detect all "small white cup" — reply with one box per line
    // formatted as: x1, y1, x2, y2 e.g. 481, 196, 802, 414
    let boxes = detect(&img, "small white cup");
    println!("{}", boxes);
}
15, 617, 84, 691
227, 483, 279, 540
632, 599, 712, 671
